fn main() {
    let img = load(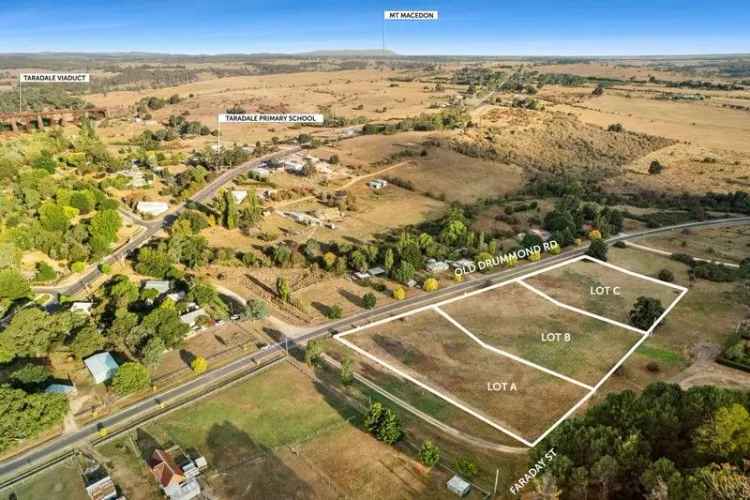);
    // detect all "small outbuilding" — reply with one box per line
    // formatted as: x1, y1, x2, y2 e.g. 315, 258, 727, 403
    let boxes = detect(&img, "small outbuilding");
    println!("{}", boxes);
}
137, 201, 169, 216
447, 475, 472, 497
84, 352, 119, 384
